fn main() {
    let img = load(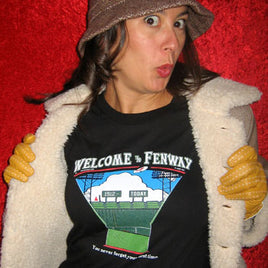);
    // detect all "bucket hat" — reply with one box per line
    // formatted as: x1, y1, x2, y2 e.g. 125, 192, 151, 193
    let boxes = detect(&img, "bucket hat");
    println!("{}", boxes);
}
78, 0, 214, 57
